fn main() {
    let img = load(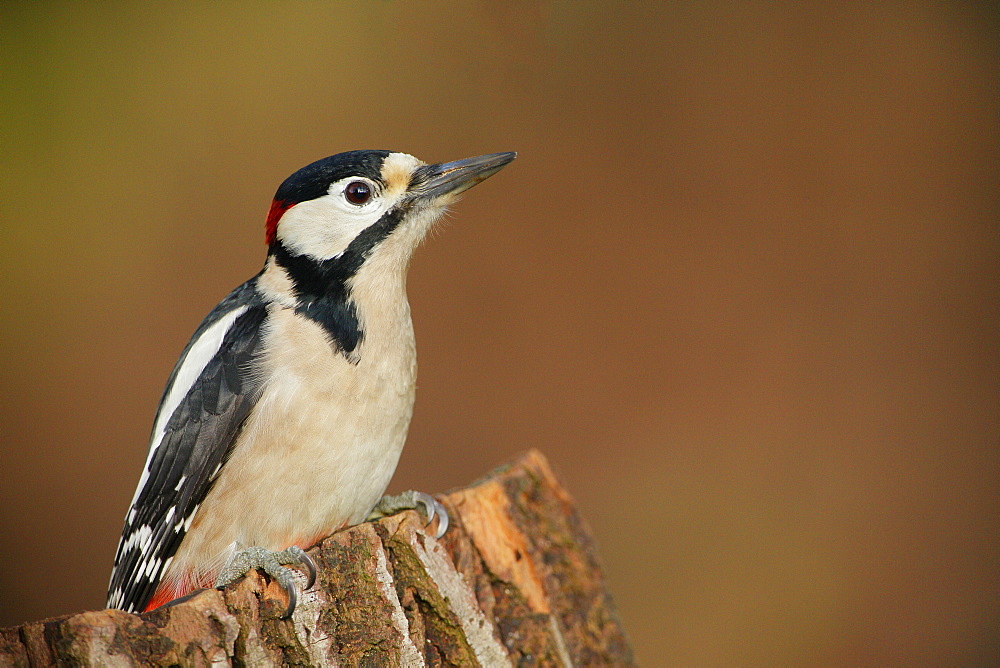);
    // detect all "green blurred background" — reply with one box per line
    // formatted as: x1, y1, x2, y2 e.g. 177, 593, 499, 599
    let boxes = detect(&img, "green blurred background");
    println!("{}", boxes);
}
2, 2, 997, 664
